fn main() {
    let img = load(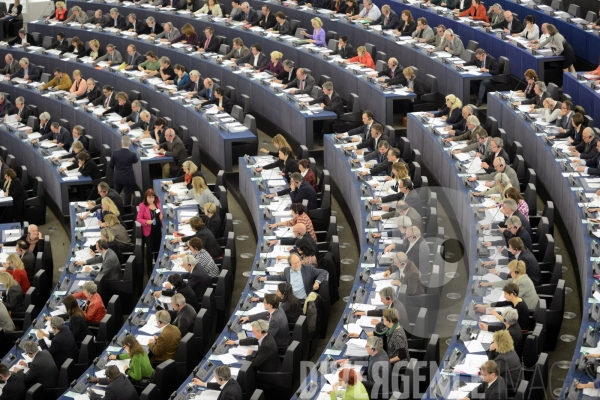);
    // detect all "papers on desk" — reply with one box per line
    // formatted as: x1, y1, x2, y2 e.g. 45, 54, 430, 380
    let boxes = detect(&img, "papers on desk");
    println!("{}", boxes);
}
196, 390, 221, 400
344, 339, 368, 357
229, 345, 258, 356
483, 288, 506, 304
106, 358, 131, 371
344, 323, 363, 336
357, 316, 378, 328
481, 273, 503, 283
139, 315, 161, 335
350, 303, 377, 312
135, 335, 155, 346
478, 330, 494, 344
464, 340, 486, 353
